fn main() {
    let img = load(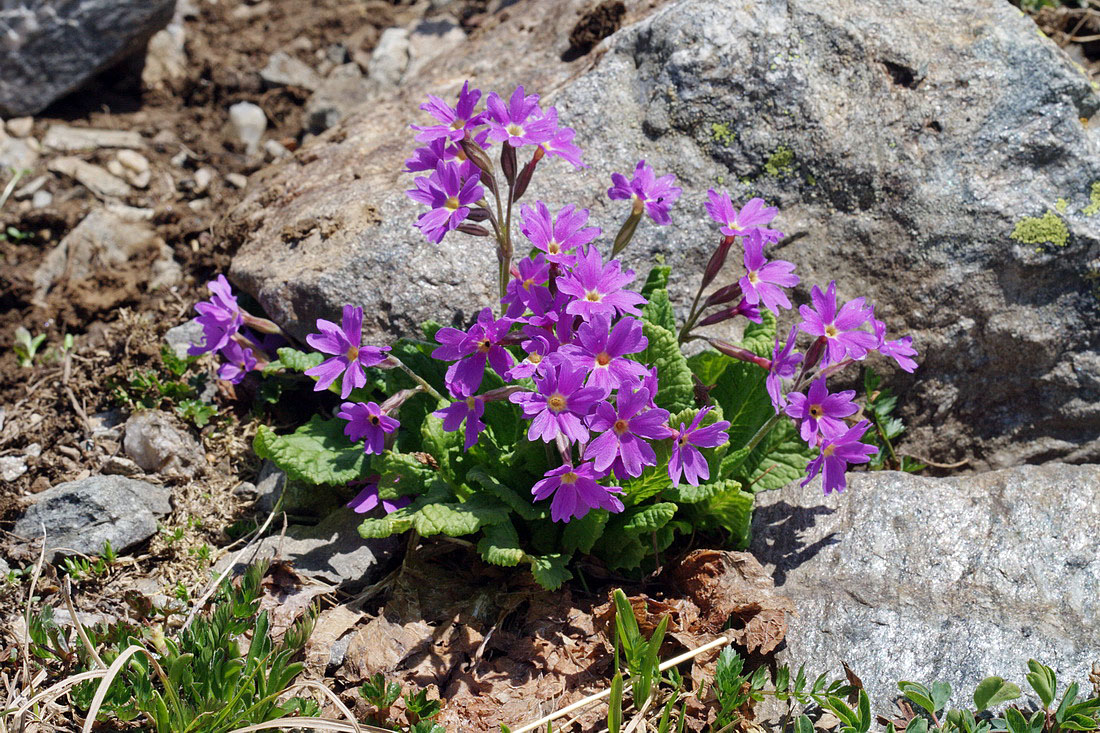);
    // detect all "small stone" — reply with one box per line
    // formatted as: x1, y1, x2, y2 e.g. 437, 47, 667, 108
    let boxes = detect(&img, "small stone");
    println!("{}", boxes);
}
260, 51, 322, 91
232, 481, 258, 500
228, 101, 267, 156
42, 124, 144, 152
142, 21, 187, 92
129, 169, 151, 189
31, 190, 52, 208
88, 409, 126, 437
263, 139, 290, 160
325, 43, 349, 65
164, 320, 204, 360
13, 175, 47, 200
101, 455, 142, 476
254, 460, 285, 513
123, 410, 204, 478
107, 159, 126, 177
170, 150, 189, 167
230, 0, 269, 21
13, 475, 172, 559
104, 203, 155, 220
193, 167, 215, 194
117, 150, 150, 174
0, 455, 28, 482
47, 157, 131, 198
188, 198, 210, 212
6, 117, 33, 137
368, 27, 410, 86
226, 172, 248, 189
0, 136, 39, 171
